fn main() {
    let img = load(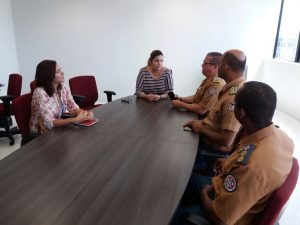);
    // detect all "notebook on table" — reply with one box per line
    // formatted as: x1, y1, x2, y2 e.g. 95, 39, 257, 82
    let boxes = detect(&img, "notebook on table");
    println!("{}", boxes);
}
74, 118, 99, 127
